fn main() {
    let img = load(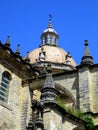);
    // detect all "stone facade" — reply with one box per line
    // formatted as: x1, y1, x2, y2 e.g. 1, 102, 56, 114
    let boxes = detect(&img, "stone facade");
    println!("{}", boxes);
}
43, 109, 62, 130
43, 108, 80, 130
0, 64, 22, 130
90, 66, 98, 113
0, 64, 31, 130
0, 48, 98, 130
29, 65, 98, 128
